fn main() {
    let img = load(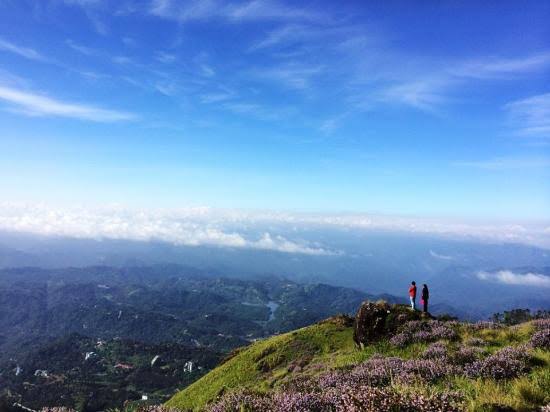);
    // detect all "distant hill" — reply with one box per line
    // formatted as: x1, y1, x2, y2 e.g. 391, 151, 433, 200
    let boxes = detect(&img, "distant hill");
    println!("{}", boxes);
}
0, 265, 408, 410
